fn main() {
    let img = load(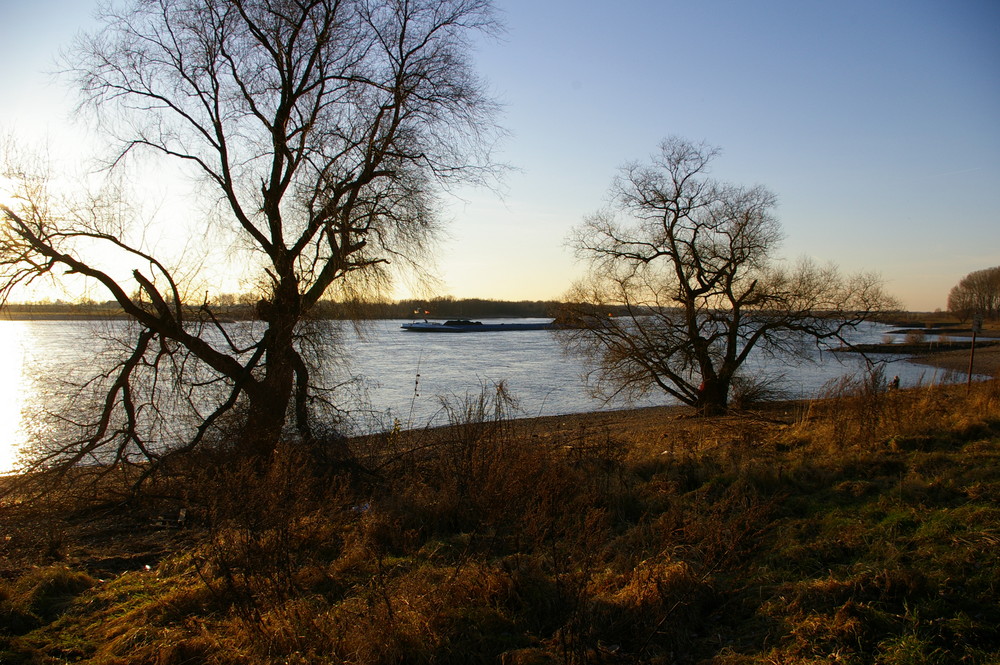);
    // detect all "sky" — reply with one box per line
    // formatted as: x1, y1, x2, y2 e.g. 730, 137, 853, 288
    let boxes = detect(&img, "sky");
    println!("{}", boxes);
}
1, 0, 998, 311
